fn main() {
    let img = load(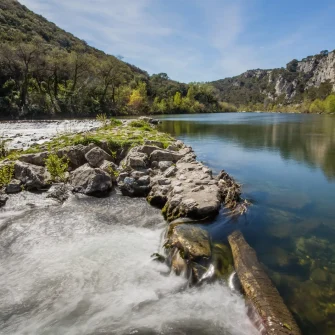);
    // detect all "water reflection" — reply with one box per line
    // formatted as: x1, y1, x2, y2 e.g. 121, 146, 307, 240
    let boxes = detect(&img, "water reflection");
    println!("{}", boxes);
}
159, 113, 335, 335
159, 113, 335, 180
